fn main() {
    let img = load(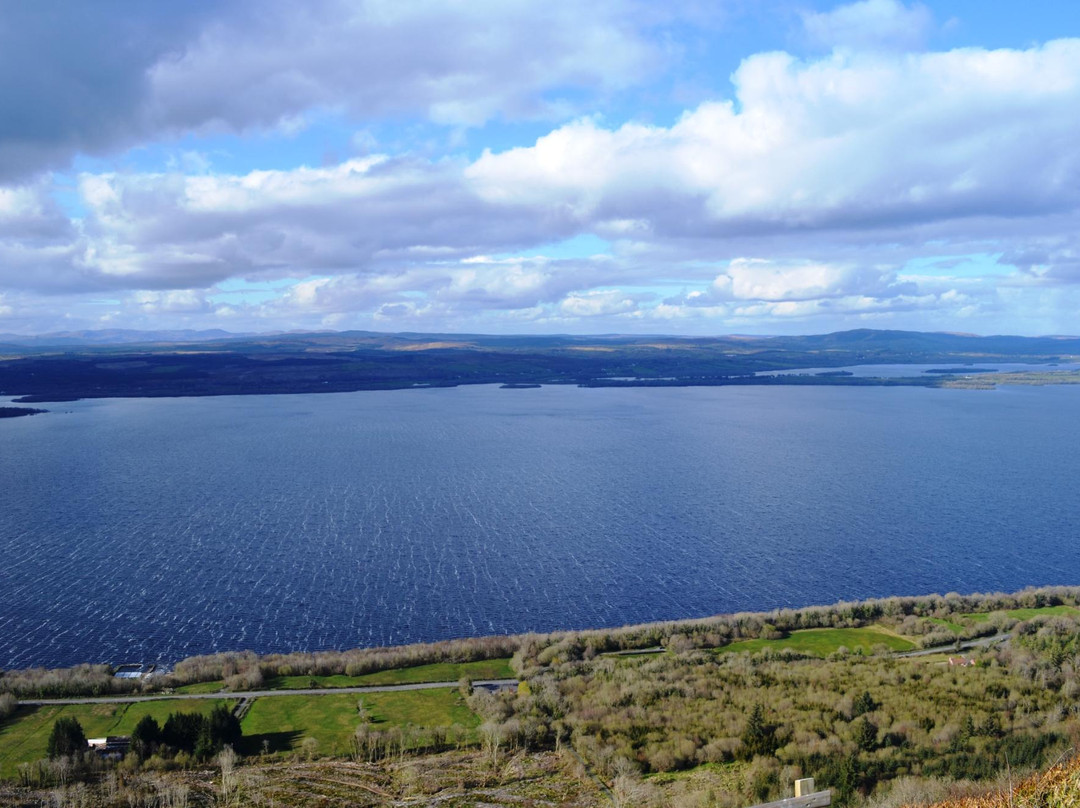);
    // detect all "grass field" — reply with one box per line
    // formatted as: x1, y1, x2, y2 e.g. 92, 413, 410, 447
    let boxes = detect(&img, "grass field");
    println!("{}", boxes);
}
0, 699, 233, 779
239, 688, 478, 758
965, 605, 1080, 623
904, 652, 953, 664
174, 680, 229, 694
929, 617, 966, 634
646, 760, 749, 787
715, 626, 915, 656
175, 658, 514, 694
